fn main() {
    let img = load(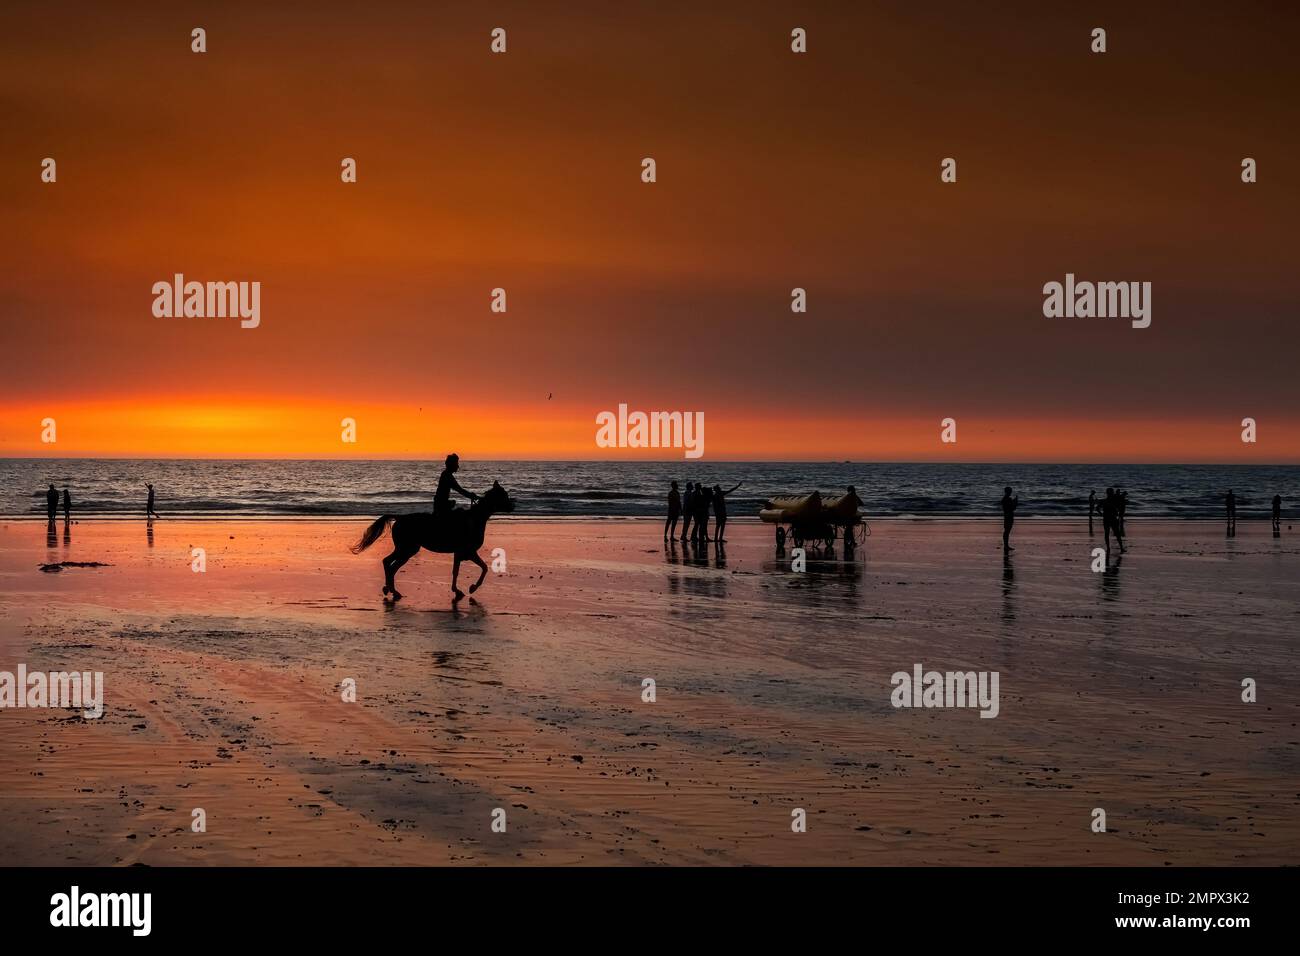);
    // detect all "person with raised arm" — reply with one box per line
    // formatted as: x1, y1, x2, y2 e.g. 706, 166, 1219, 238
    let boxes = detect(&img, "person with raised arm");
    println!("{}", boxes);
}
711, 481, 742, 543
